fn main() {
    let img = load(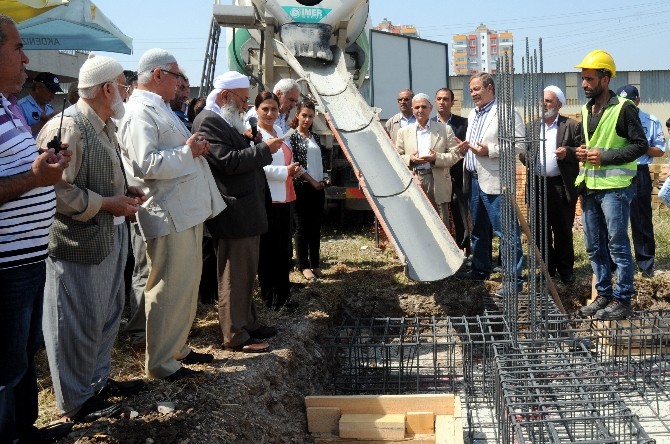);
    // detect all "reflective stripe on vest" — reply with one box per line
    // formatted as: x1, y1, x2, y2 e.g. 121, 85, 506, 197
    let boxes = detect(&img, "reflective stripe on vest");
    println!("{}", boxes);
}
575, 96, 637, 190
